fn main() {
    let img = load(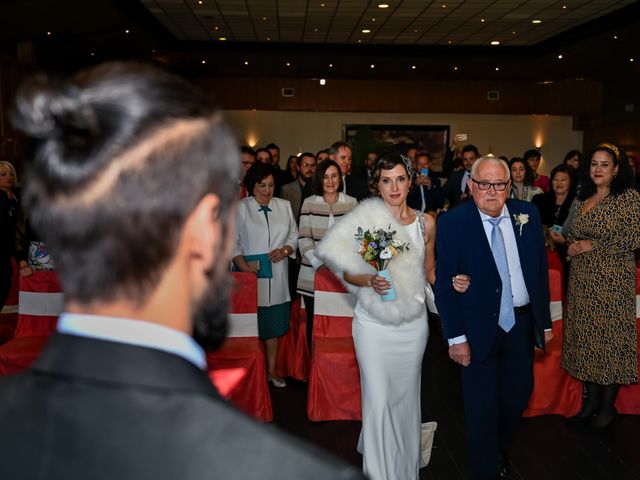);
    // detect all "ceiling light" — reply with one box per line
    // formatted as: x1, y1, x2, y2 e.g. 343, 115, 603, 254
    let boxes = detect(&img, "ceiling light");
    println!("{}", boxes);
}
370, 64, 375, 69
329, 63, 333, 67
378, 3, 389, 8
362, 29, 371, 33
314, 28, 318, 32
201, 60, 206, 64
197, 0, 203, 4
448, 40, 452, 44
631, 58, 635, 62
557, 54, 563, 60
319, 79, 326, 86
442, 4, 447, 8
262, 17, 266, 20
214, 26, 219, 30
125, 29, 130, 34
321, 2, 325, 6
495, 67, 500, 71
47, 31, 52, 36
411, 65, 416, 70
480, 18, 485, 23
613, 35, 618, 40
244, 61, 249, 65
219, 37, 227, 41
413, 29, 418, 33
266, 37, 271, 41
491, 41, 500, 45
562, 4, 567, 9
286, 62, 291, 66
90, 52, 95, 56
532, 19, 542, 24
512, 31, 516, 35
357, 40, 362, 43
453, 66, 458, 71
